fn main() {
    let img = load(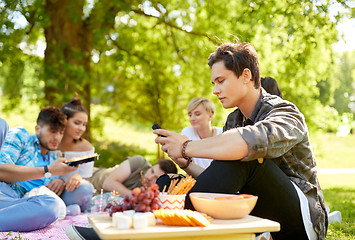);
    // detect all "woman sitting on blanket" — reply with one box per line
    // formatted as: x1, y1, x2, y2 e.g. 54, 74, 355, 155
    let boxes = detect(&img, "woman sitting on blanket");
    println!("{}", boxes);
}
58, 98, 95, 214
